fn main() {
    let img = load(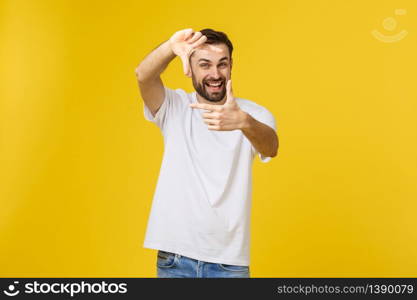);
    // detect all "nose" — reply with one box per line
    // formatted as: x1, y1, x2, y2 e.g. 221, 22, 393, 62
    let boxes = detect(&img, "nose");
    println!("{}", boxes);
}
209, 66, 221, 79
